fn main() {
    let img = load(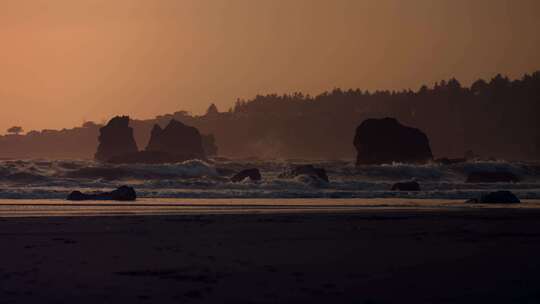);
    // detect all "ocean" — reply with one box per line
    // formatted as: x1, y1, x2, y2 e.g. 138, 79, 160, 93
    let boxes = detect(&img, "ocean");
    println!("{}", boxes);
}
0, 158, 538, 200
